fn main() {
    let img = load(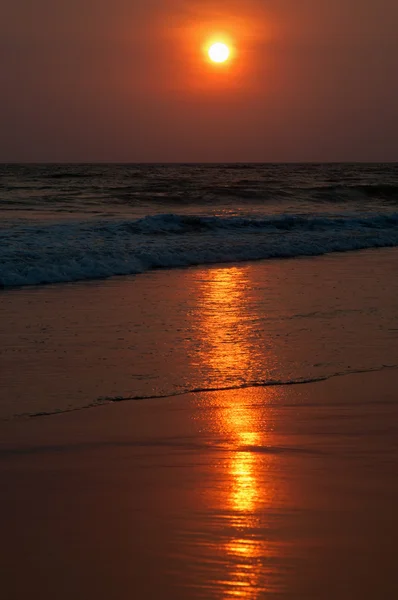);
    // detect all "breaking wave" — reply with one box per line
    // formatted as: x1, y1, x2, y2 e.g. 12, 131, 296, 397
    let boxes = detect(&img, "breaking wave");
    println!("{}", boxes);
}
1, 212, 398, 287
